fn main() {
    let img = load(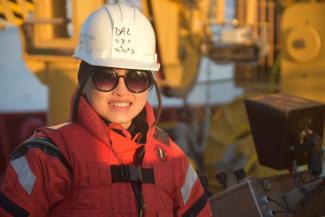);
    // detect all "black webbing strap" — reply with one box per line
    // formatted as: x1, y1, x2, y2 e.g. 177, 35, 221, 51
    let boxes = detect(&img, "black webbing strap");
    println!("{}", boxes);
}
10, 138, 73, 176
133, 145, 146, 217
182, 193, 209, 217
131, 182, 145, 217
110, 145, 149, 217
111, 165, 155, 184
0, 191, 29, 217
